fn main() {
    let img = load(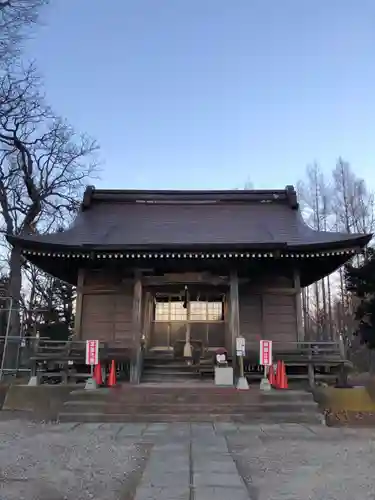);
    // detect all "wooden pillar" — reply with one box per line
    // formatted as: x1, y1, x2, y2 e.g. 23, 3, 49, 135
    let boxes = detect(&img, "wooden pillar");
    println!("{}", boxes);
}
142, 291, 152, 350
294, 269, 304, 343
229, 270, 240, 359
186, 289, 191, 341
74, 268, 85, 339
132, 272, 143, 347
224, 293, 231, 351
307, 345, 315, 388
260, 294, 265, 339
131, 271, 142, 383
148, 293, 154, 349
